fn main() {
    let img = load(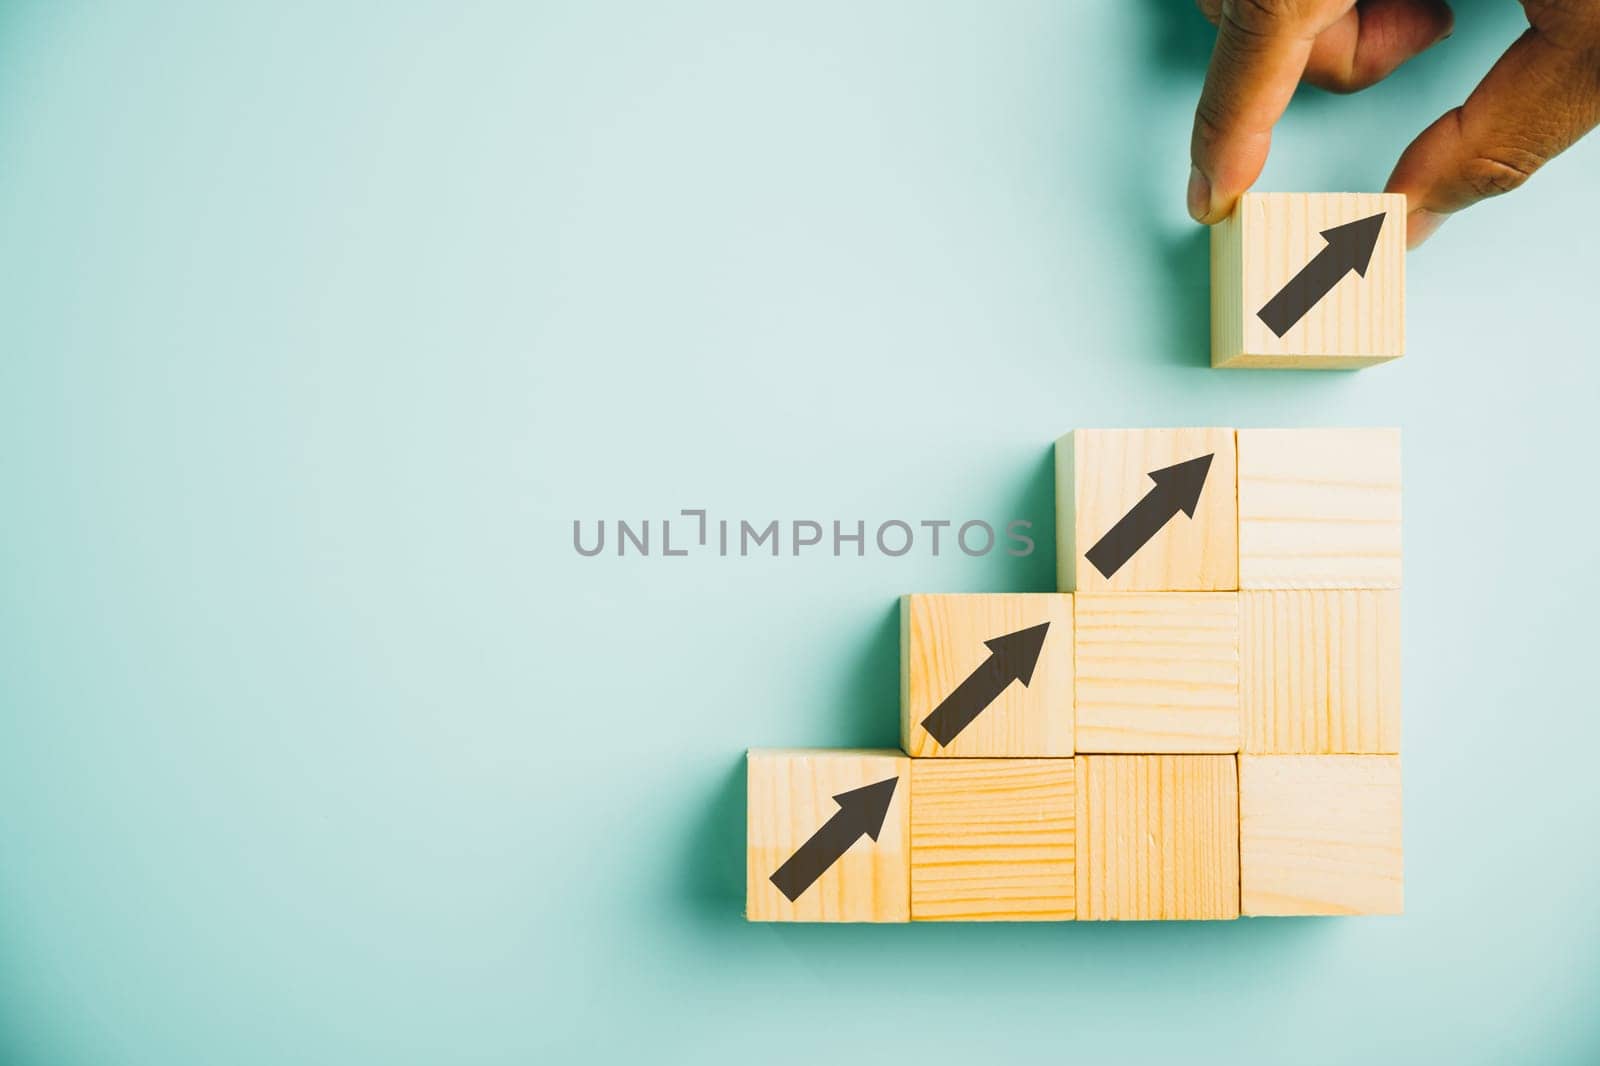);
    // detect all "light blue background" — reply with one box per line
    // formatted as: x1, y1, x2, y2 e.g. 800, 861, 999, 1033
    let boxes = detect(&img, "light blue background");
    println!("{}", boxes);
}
2, 3, 1597, 1063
